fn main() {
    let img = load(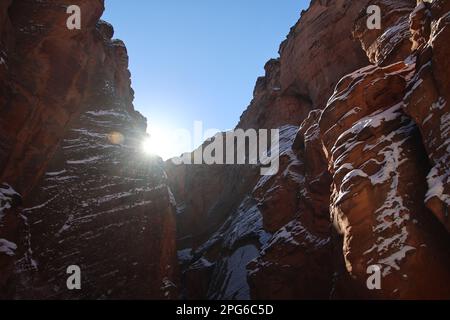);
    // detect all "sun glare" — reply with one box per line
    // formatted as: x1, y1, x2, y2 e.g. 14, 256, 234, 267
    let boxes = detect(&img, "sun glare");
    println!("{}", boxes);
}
141, 125, 189, 161
141, 123, 222, 160
141, 137, 154, 155
141, 134, 173, 159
